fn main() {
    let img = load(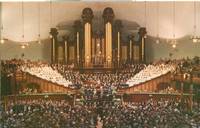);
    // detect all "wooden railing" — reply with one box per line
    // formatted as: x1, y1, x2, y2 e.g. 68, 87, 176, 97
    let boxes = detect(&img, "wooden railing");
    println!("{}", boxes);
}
121, 93, 191, 103
174, 73, 200, 84
2, 93, 75, 111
